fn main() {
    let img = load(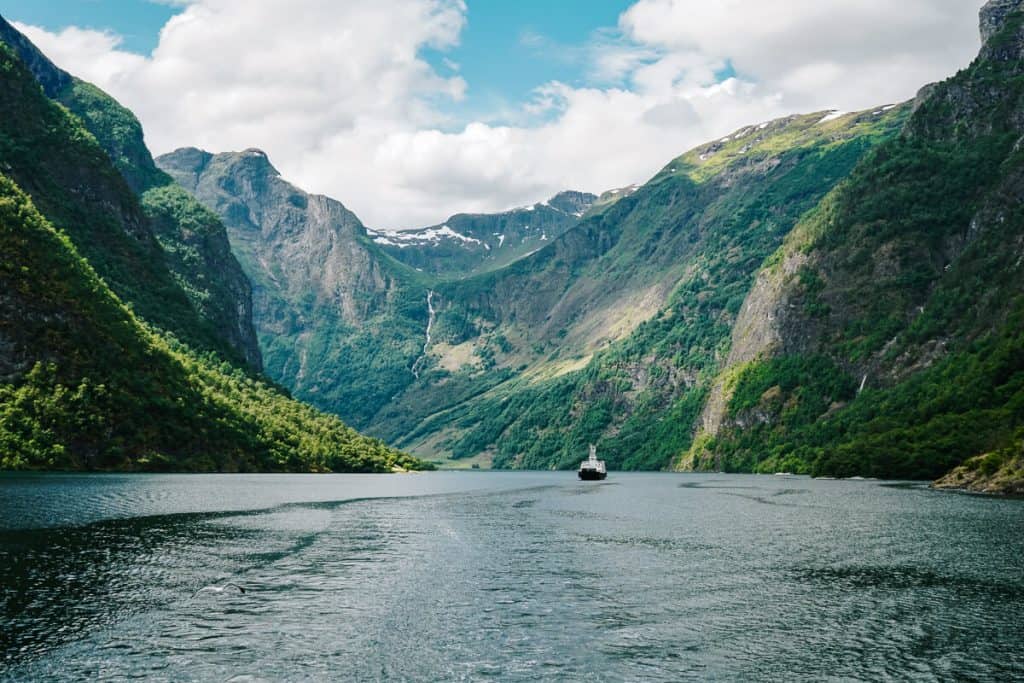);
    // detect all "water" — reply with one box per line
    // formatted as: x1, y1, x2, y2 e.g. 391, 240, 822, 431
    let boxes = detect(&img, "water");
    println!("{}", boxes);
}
1, 473, 1022, 681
